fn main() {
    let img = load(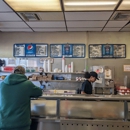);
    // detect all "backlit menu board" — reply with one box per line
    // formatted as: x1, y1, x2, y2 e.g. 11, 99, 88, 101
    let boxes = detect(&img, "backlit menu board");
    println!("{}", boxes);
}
73, 44, 85, 58
50, 44, 62, 58
14, 44, 25, 57
25, 44, 36, 56
113, 44, 126, 58
102, 44, 113, 58
89, 44, 126, 58
89, 45, 102, 58
62, 44, 73, 58
13, 43, 48, 57
50, 44, 85, 58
